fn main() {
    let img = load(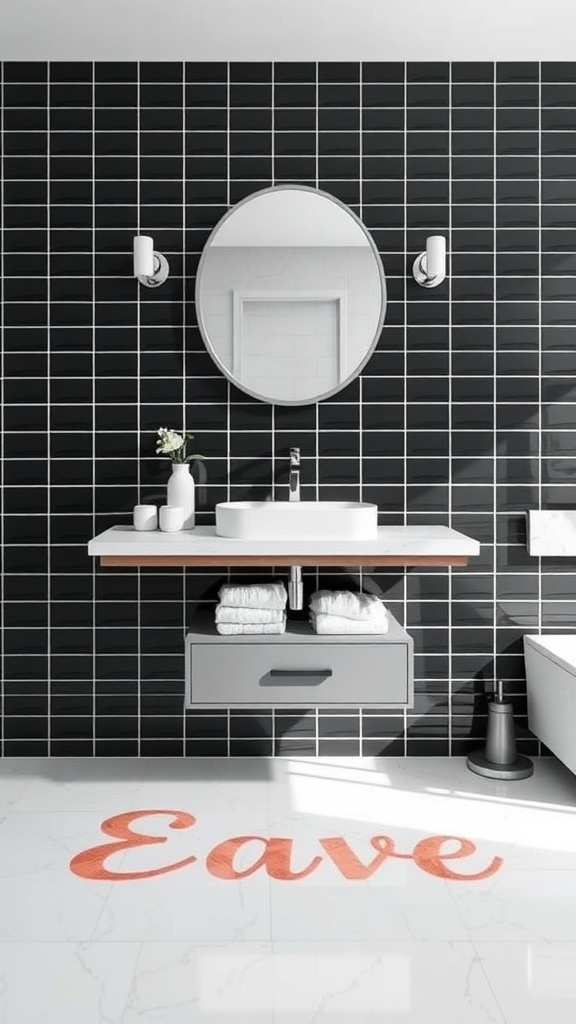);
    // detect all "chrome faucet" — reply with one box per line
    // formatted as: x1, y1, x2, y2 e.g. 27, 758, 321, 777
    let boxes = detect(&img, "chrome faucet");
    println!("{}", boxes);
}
289, 447, 300, 502
288, 447, 303, 609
